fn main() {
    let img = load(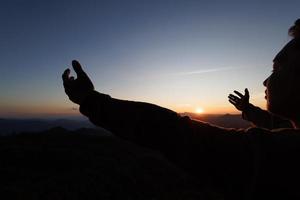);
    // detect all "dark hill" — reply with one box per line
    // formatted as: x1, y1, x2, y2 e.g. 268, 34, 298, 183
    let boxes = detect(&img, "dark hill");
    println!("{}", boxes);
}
0, 114, 251, 135
0, 118, 97, 134
0, 128, 213, 200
